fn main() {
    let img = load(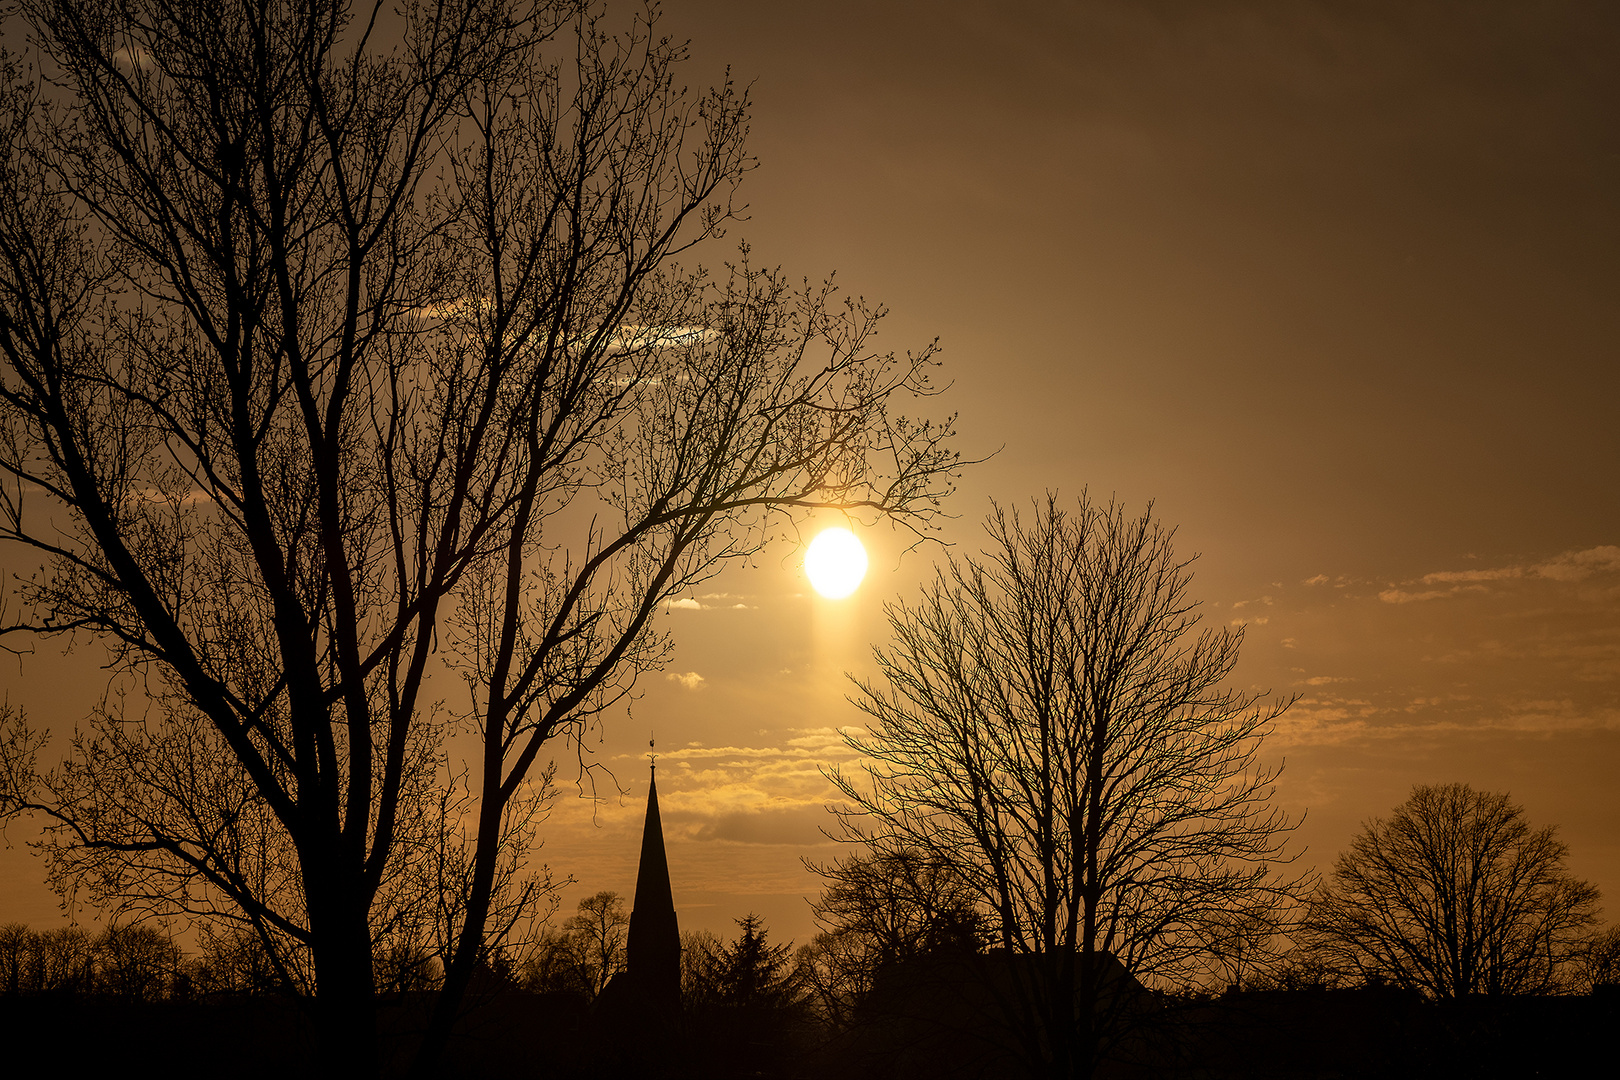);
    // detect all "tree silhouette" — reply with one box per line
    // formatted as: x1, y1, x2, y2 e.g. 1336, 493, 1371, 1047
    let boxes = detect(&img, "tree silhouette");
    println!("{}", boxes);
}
802, 846, 983, 1027
715, 913, 800, 1010
828, 494, 1302, 1079
0, 1, 959, 1072
194, 922, 288, 996
812, 846, 984, 962
30, 925, 93, 994
1196, 905, 1290, 994
1579, 925, 1620, 992
93, 922, 184, 1002
1304, 783, 1601, 999
563, 890, 628, 997
678, 927, 726, 1009
676, 914, 809, 1078
0, 922, 25, 995
520, 889, 628, 998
